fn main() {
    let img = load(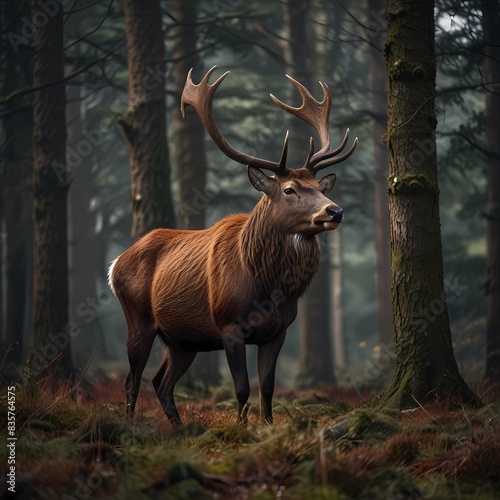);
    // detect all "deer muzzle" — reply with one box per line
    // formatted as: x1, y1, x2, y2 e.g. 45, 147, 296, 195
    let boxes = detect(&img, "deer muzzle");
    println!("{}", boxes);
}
326, 207, 343, 223
313, 205, 343, 230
